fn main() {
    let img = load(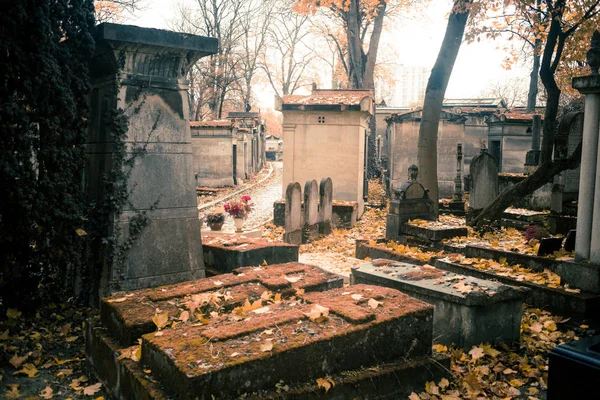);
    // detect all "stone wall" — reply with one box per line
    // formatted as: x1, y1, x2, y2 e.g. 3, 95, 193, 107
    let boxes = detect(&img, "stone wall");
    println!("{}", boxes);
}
191, 127, 235, 187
